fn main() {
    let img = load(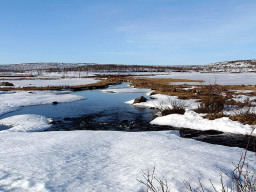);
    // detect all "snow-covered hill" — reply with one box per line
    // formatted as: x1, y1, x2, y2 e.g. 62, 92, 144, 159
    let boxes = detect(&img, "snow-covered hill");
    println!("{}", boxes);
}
202, 60, 256, 73
0, 63, 94, 72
